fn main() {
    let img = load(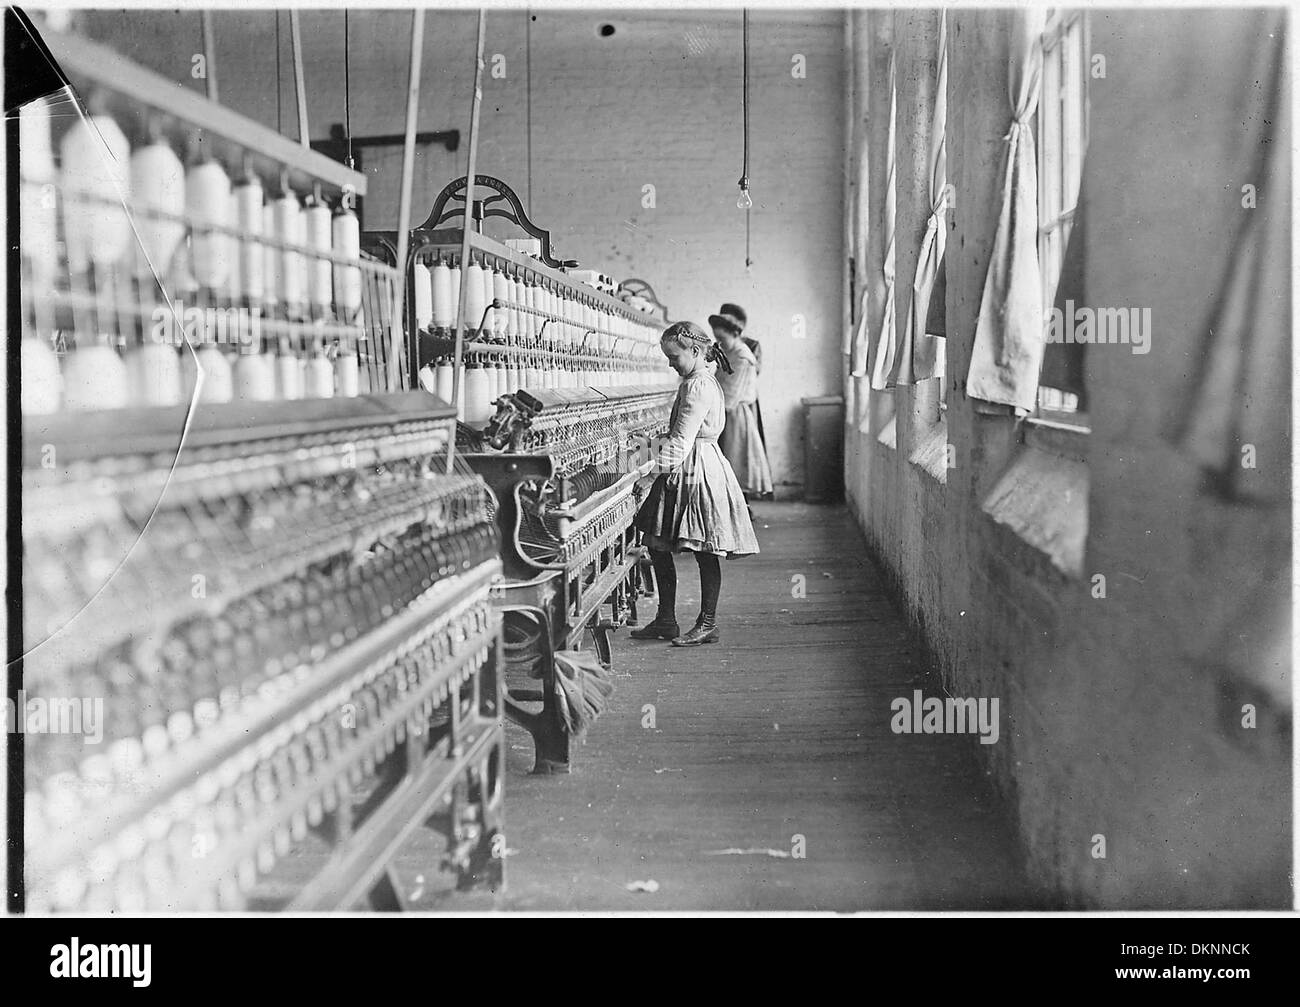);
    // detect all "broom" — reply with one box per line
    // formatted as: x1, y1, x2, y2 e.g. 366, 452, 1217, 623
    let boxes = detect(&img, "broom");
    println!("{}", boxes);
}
552, 649, 615, 737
